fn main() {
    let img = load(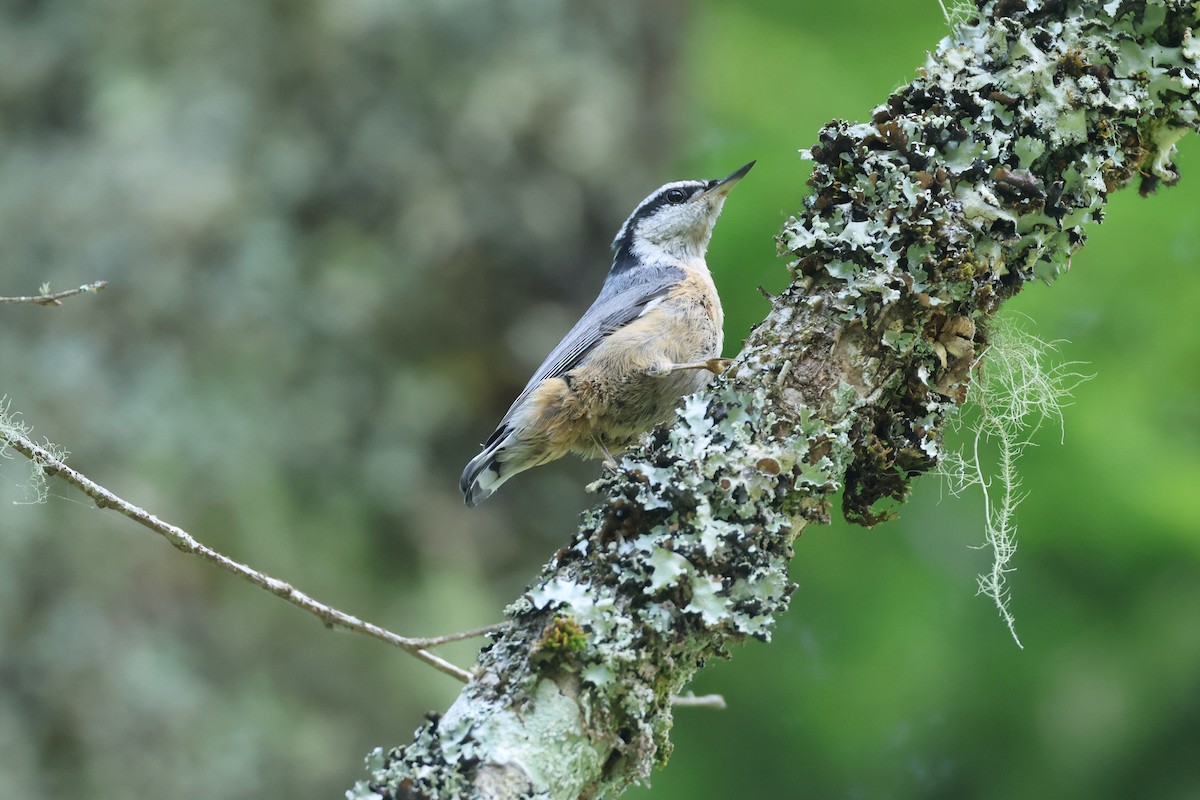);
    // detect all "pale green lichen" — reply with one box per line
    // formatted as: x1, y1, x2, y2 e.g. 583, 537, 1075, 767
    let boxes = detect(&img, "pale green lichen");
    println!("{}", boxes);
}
358, 2, 1198, 797
359, 380, 834, 799
940, 315, 1092, 646
782, 0, 1198, 523
0, 397, 67, 505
